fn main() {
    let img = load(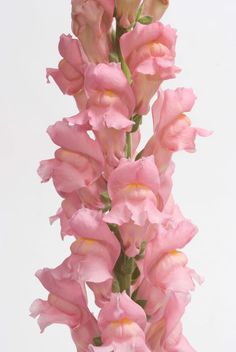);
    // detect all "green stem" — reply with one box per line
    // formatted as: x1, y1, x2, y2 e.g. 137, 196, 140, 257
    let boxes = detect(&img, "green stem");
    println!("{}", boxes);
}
125, 133, 132, 158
